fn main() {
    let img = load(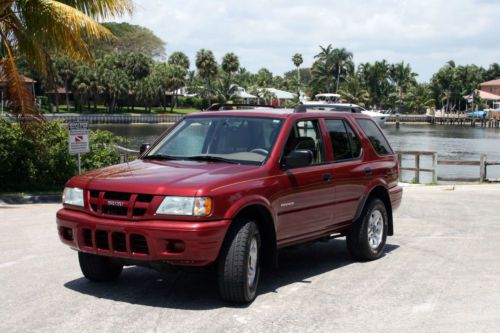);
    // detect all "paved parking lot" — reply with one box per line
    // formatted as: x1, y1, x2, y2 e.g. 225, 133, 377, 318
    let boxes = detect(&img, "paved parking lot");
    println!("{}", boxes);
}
1, 185, 499, 333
